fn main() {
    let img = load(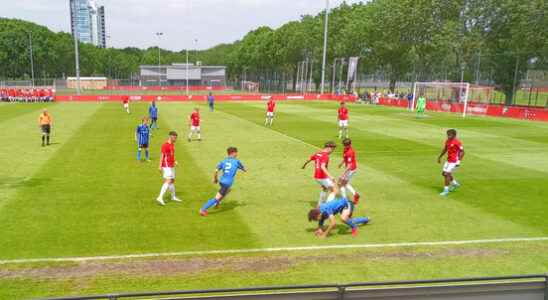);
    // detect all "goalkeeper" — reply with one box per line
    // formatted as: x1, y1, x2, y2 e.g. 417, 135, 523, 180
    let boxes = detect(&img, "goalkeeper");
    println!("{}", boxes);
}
416, 94, 426, 118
